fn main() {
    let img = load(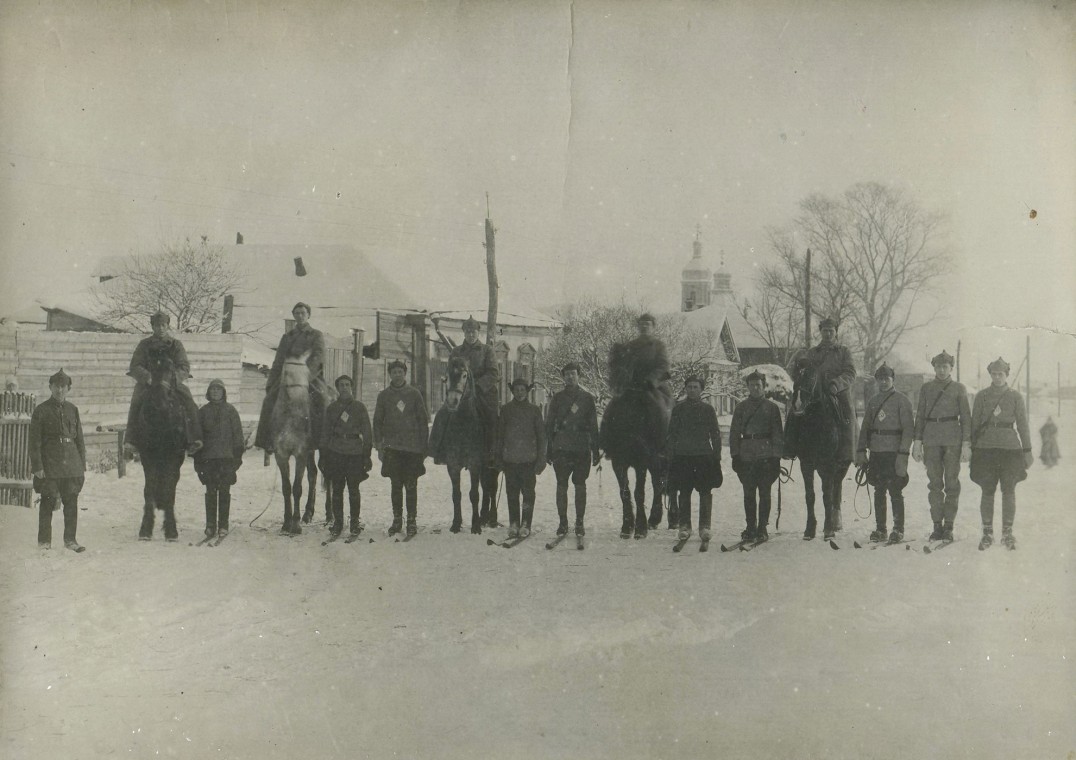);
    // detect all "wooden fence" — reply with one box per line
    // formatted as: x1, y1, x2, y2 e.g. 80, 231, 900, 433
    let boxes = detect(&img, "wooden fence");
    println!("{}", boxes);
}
0, 391, 35, 507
